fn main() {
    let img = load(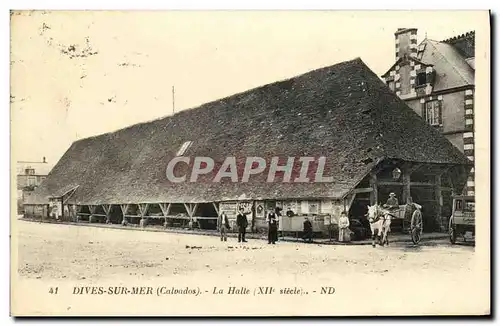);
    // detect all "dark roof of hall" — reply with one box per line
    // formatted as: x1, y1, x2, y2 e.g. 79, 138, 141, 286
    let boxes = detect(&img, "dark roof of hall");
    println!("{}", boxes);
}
27, 58, 472, 205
